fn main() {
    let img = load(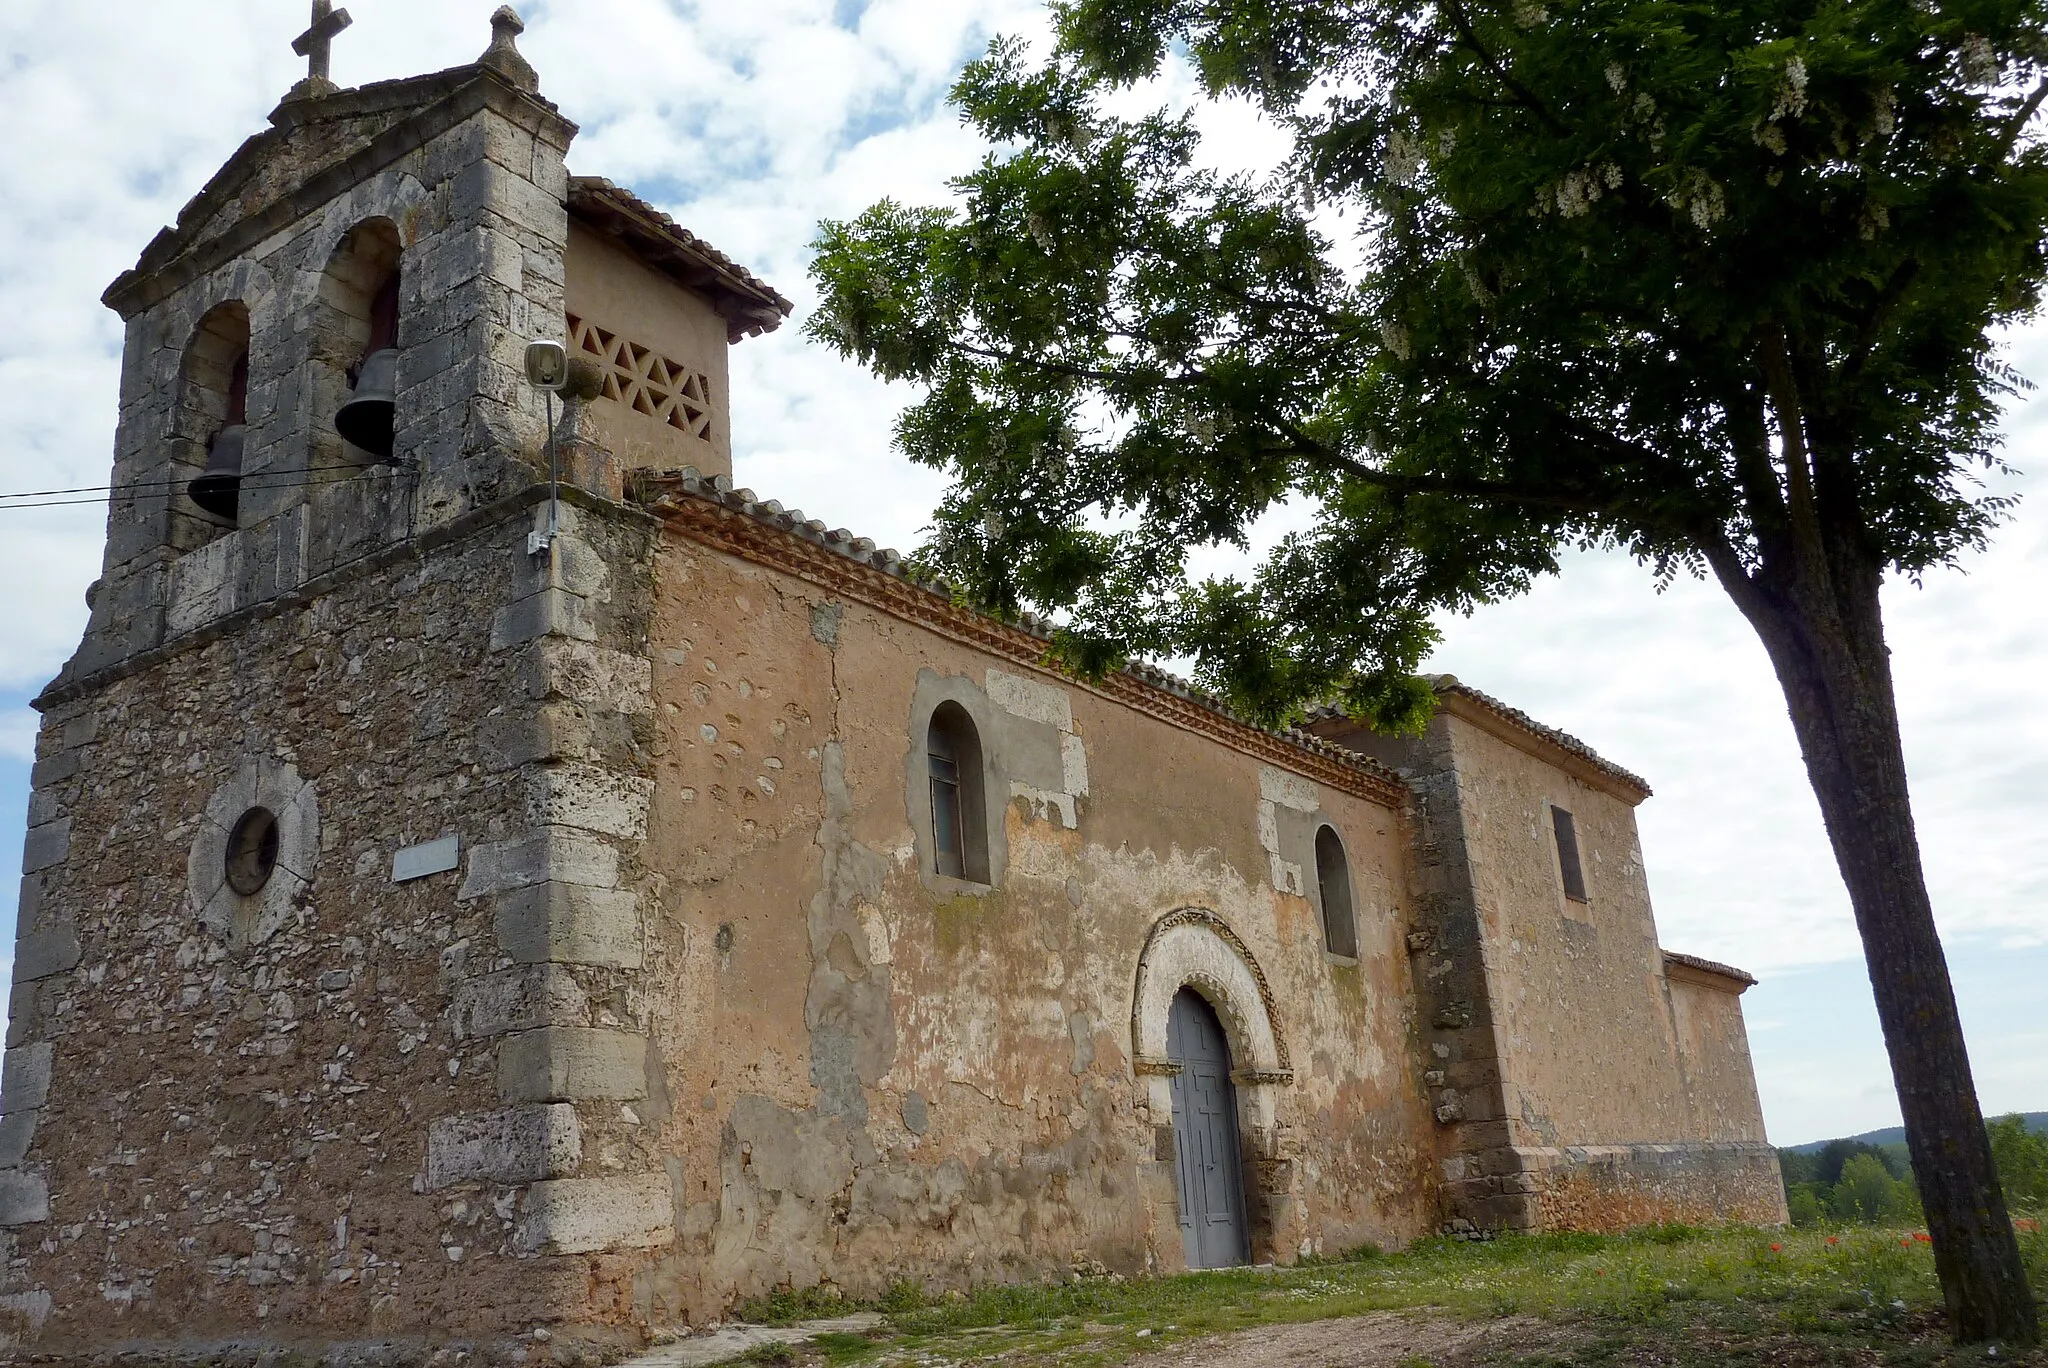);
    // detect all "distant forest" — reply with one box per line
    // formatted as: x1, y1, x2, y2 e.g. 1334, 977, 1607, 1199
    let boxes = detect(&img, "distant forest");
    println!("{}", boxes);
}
1778, 1112, 2048, 1226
